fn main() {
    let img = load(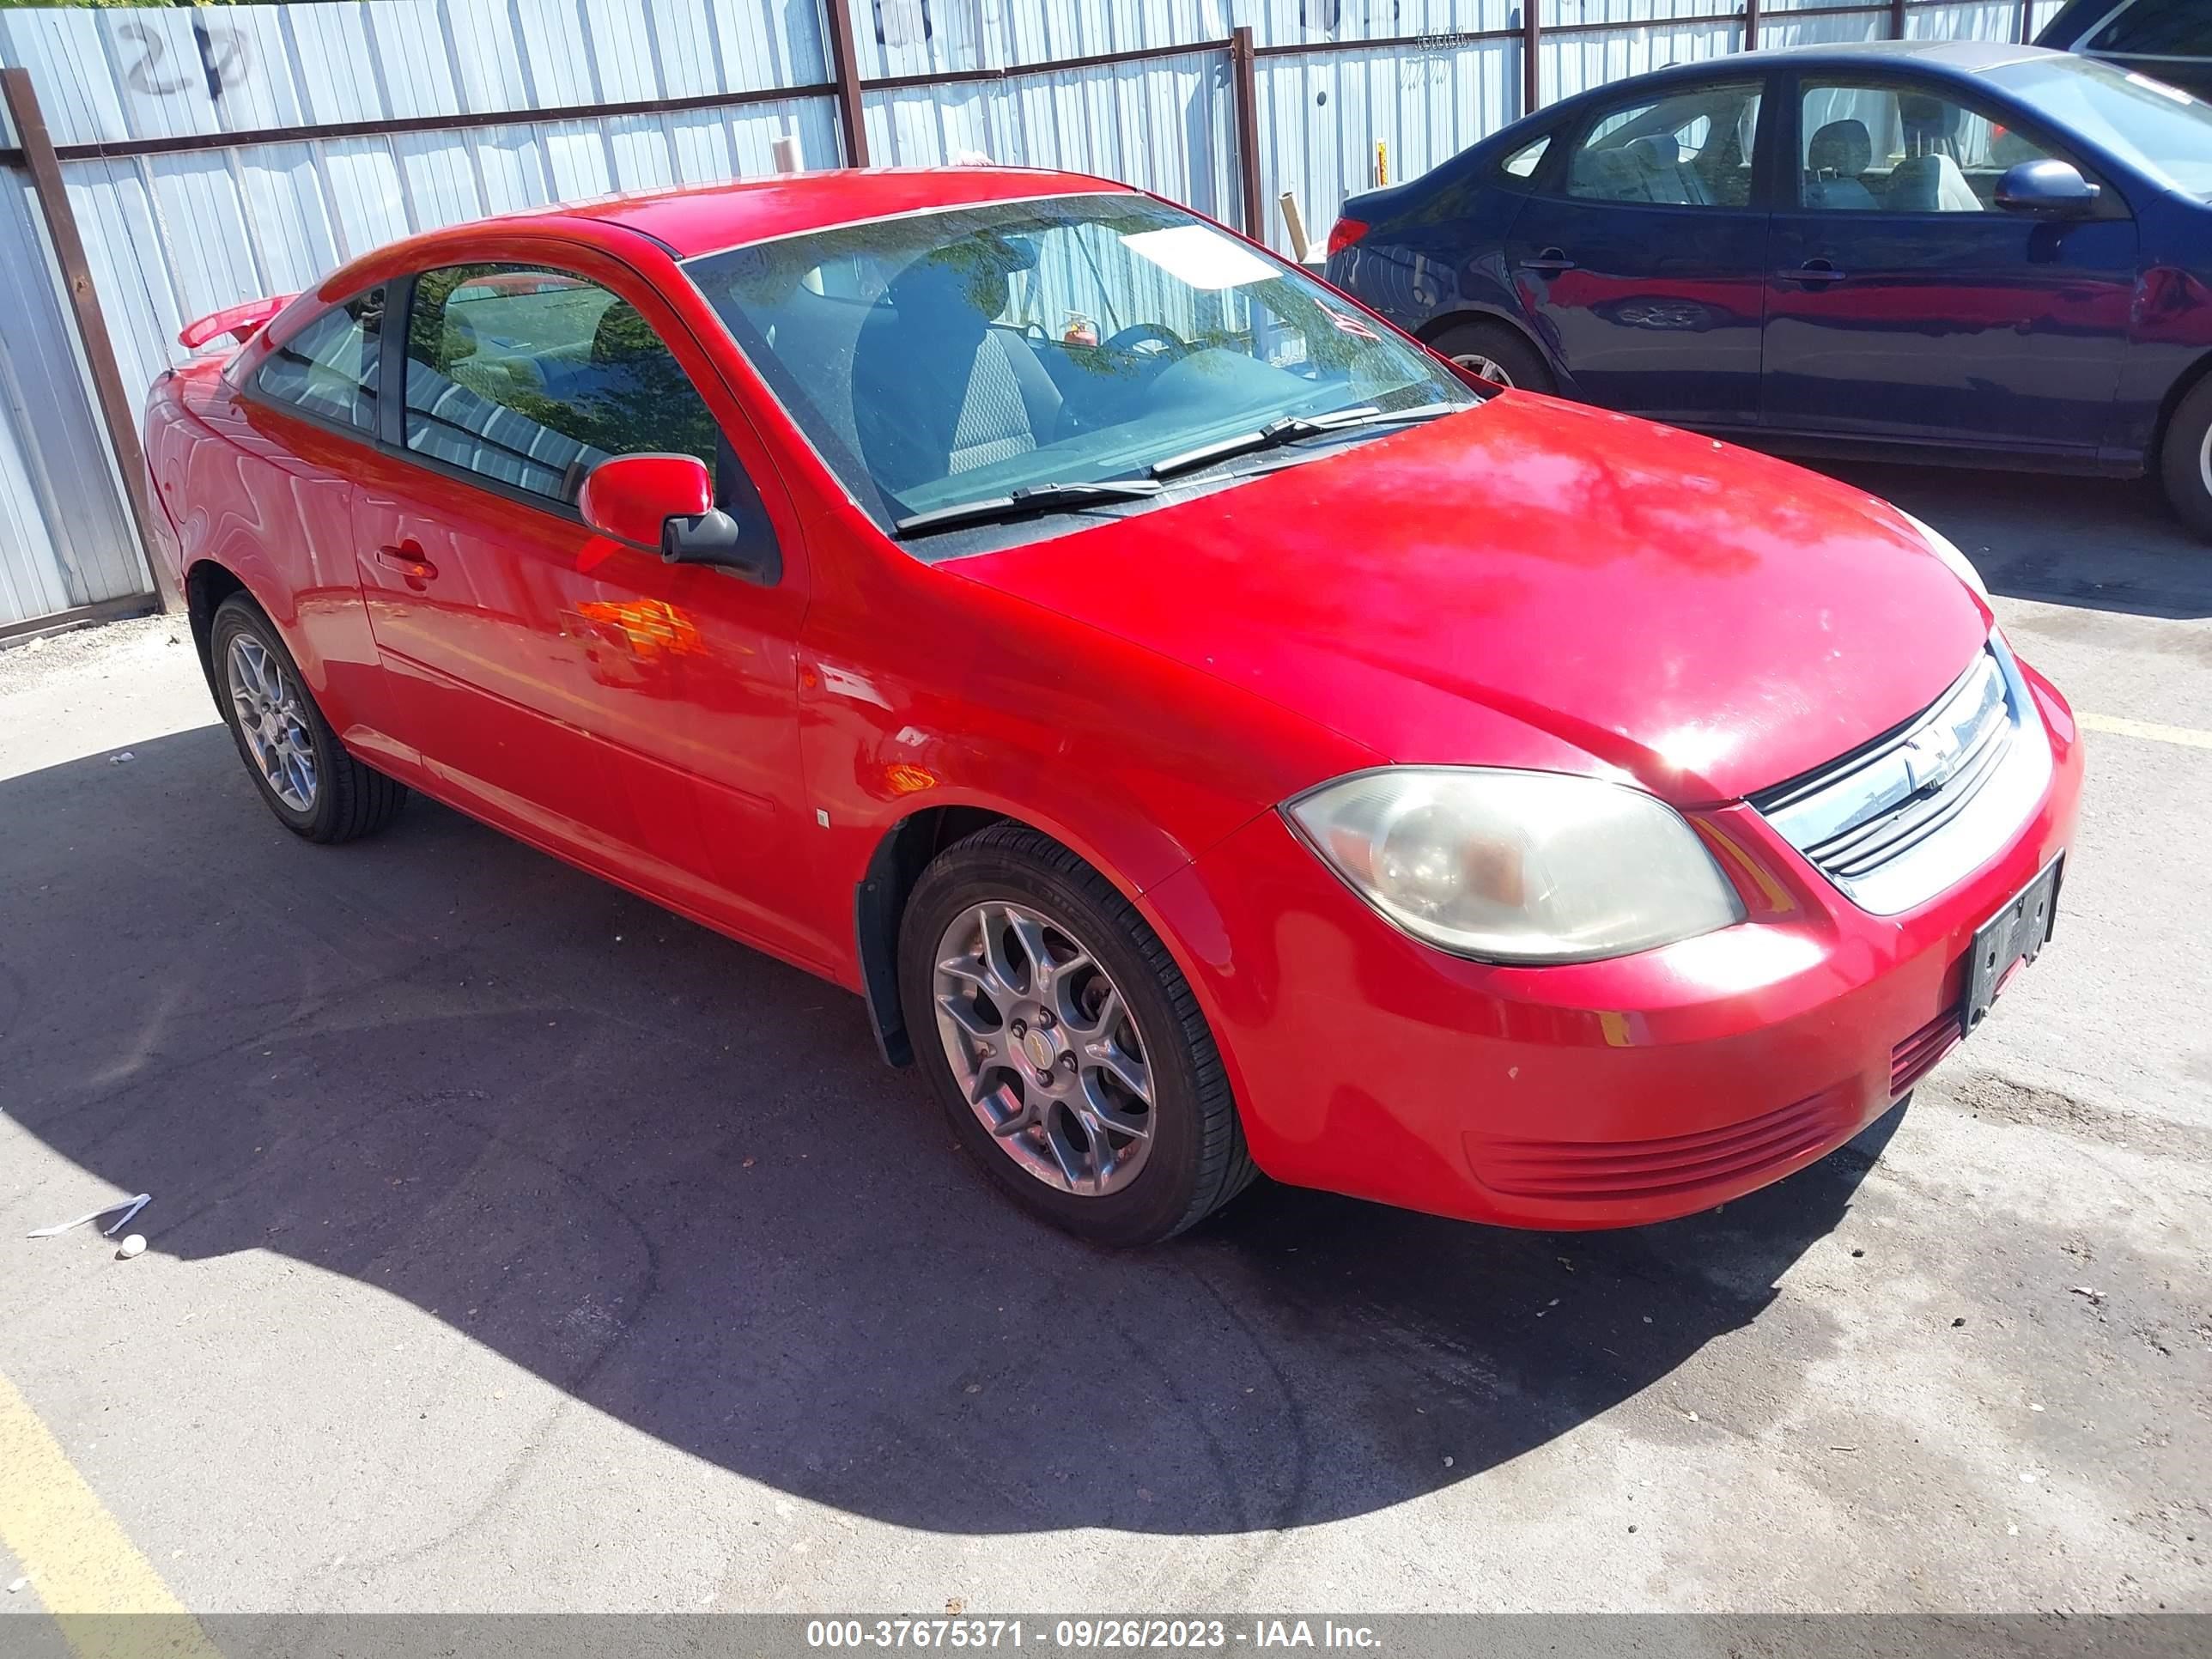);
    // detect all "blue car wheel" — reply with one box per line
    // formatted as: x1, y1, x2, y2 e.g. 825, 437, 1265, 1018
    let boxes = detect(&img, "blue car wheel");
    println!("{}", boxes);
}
1431, 321, 1554, 395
